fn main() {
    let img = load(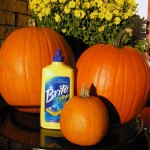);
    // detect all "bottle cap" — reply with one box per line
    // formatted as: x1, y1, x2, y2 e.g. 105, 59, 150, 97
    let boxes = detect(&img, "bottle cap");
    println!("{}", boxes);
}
53, 50, 64, 62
